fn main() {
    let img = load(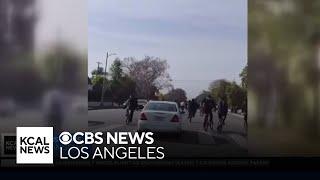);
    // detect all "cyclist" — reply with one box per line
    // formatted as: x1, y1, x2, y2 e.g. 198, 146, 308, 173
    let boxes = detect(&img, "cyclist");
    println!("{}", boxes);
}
202, 95, 214, 130
180, 101, 186, 113
217, 97, 228, 132
175, 99, 181, 112
188, 99, 199, 122
199, 100, 204, 117
187, 100, 192, 116
124, 95, 138, 123
242, 98, 248, 134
